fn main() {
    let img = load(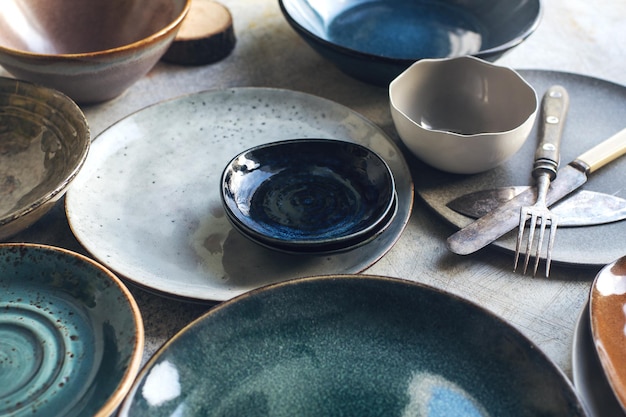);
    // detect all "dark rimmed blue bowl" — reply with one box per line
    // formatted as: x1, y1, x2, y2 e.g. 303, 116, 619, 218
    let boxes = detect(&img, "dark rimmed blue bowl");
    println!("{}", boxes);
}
220, 138, 396, 254
279, 0, 542, 86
